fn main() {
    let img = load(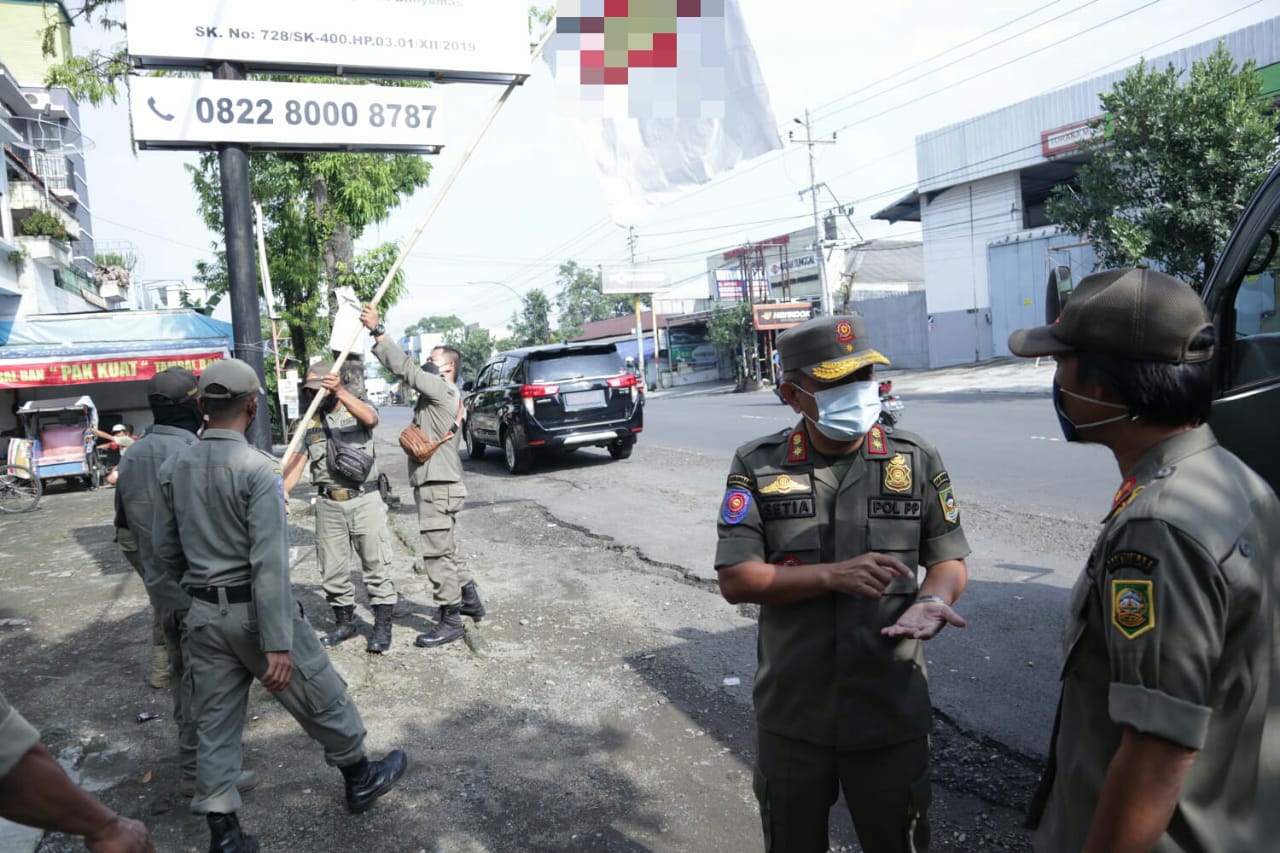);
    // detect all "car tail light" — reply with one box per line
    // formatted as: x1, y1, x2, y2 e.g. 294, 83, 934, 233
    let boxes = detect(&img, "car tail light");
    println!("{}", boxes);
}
520, 384, 559, 398
606, 374, 637, 388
